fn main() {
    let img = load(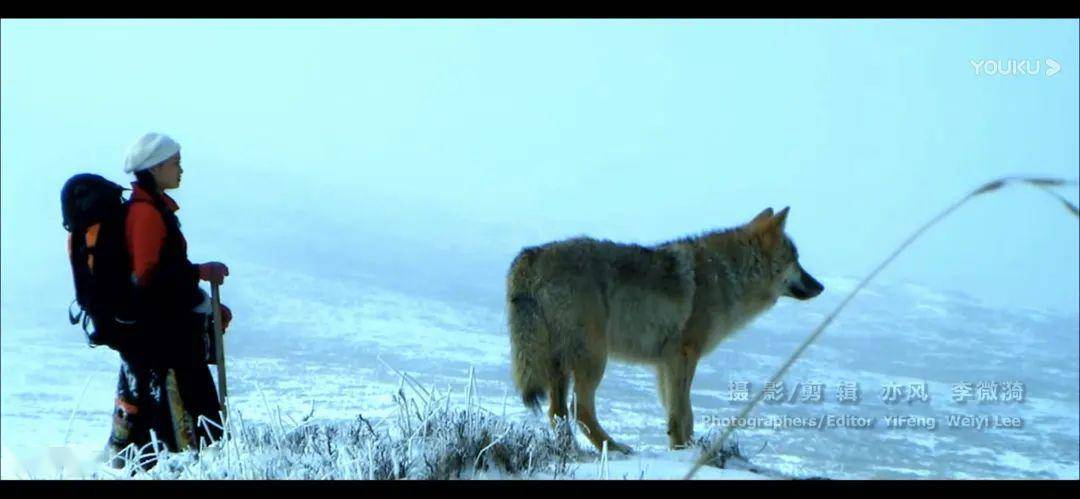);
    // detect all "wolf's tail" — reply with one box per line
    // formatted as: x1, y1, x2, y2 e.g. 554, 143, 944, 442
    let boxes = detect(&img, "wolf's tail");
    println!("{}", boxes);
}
507, 248, 550, 413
